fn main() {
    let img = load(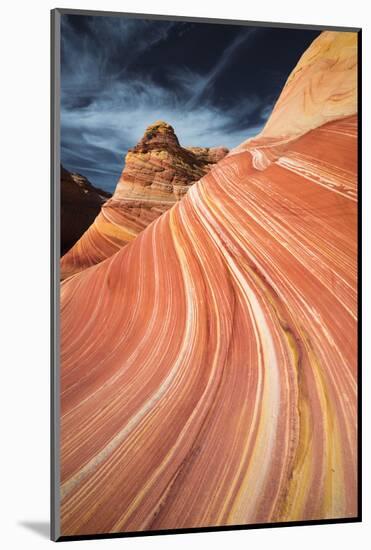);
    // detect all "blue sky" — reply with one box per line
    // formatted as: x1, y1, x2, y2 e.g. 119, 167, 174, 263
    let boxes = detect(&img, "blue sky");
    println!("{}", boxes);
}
61, 15, 319, 192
